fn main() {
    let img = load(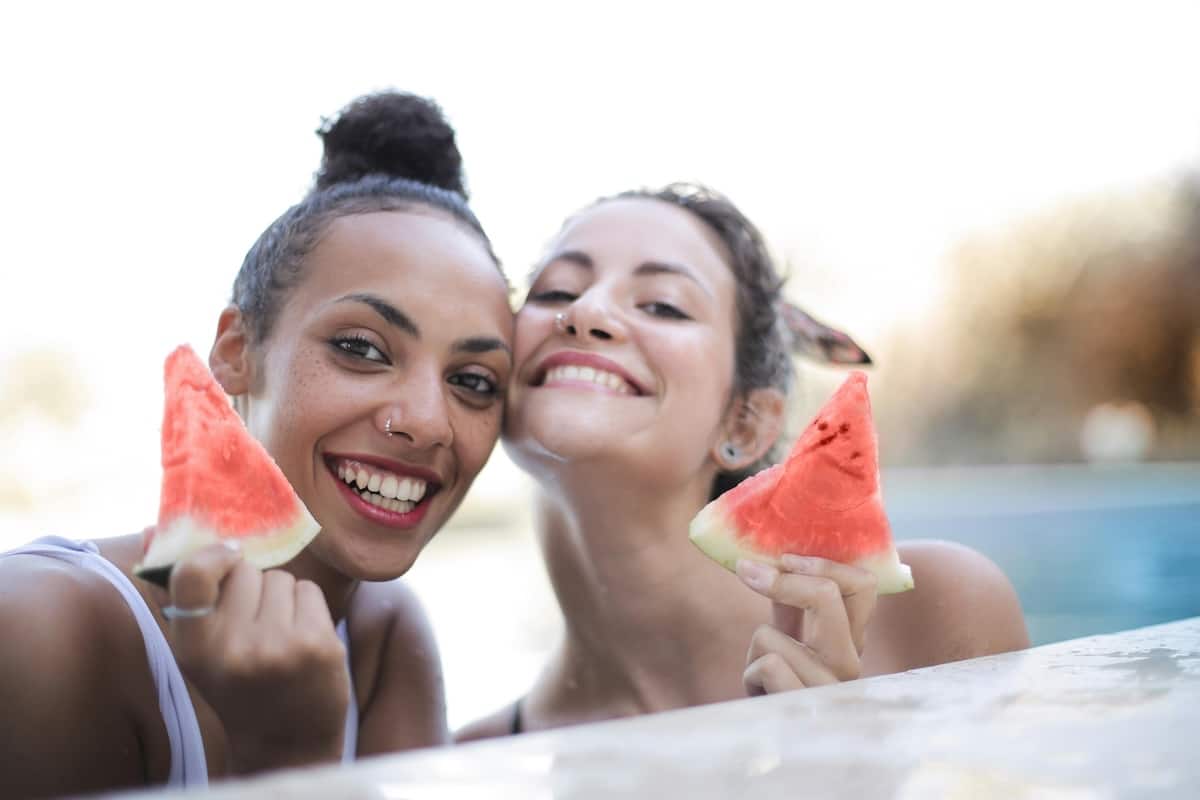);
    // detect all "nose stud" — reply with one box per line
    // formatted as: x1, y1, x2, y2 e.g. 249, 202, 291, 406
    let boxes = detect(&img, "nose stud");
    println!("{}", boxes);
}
554, 312, 569, 333
384, 416, 394, 437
